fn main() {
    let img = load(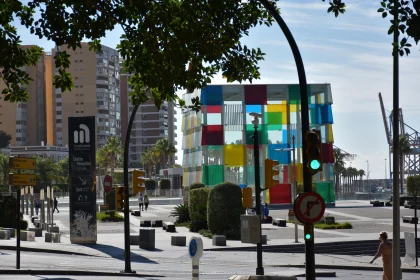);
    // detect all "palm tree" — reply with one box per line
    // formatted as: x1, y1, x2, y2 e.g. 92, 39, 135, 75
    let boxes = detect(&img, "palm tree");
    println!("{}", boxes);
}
102, 136, 123, 181
358, 169, 365, 192
333, 148, 346, 194
0, 153, 10, 192
155, 138, 177, 170
391, 134, 411, 194
141, 147, 159, 178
